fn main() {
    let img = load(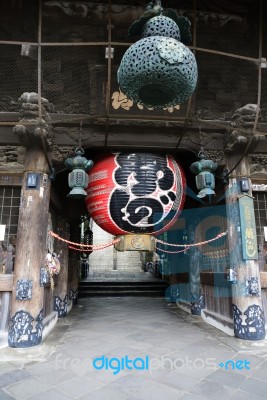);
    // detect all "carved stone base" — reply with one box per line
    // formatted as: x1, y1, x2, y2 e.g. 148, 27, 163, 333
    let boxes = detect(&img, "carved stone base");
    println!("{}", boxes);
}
54, 295, 67, 318
191, 294, 205, 315
232, 304, 265, 340
8, 310, 43, 348
69, 288, 78, 305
